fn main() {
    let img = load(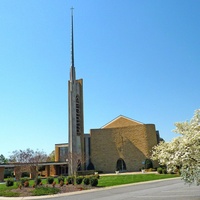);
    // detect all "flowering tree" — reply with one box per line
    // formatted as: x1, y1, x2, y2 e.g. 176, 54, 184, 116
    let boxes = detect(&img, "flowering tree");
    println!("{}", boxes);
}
151, 109, 200, 185
9, 148, 48, 179
9, 148, 47, 164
